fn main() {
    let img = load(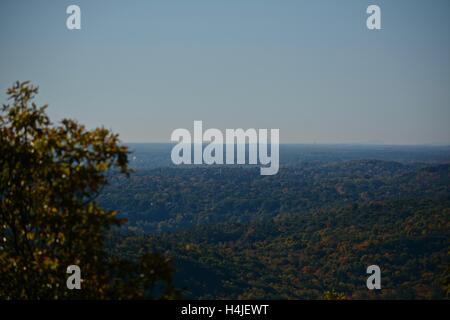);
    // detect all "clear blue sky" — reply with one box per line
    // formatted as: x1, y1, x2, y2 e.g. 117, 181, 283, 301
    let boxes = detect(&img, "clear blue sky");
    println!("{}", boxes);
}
1, 0, 449, 144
